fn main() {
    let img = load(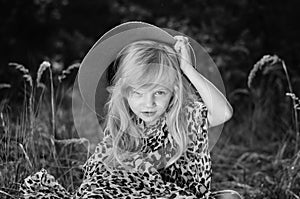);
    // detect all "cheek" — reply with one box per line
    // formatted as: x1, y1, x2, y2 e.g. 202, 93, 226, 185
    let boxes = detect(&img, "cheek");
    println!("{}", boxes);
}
158, 96, 173, 108
127, 97, 140, 110
126, 97, 134, 109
